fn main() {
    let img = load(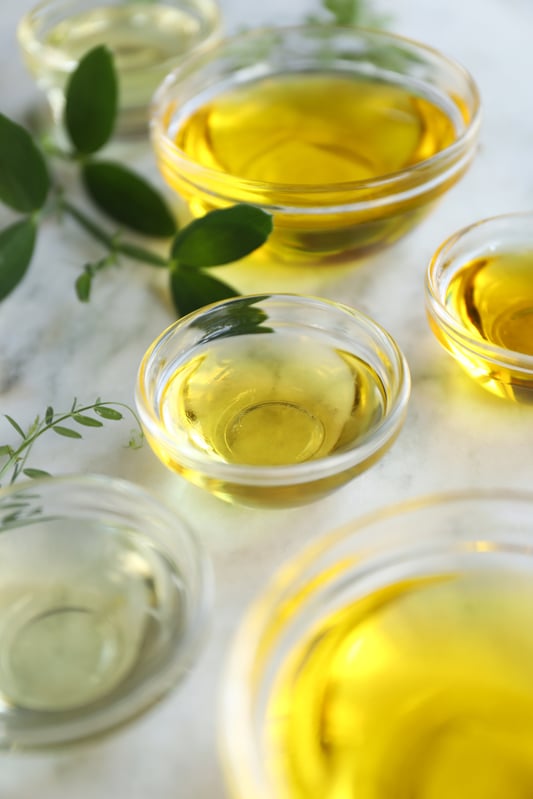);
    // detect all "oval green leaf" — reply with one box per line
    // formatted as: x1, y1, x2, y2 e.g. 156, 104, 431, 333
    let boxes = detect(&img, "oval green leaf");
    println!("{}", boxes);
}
171, 205, 273, 268
73, 413, 104, 427
0, 115, 50, 212
53, 426, 82, 439
93, 406, 123, 420
65, 46, 118, 155
0, 218, 37, 301
23, 468, 52, 479
171, 266, 240, 317
82, 160, 177, 237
